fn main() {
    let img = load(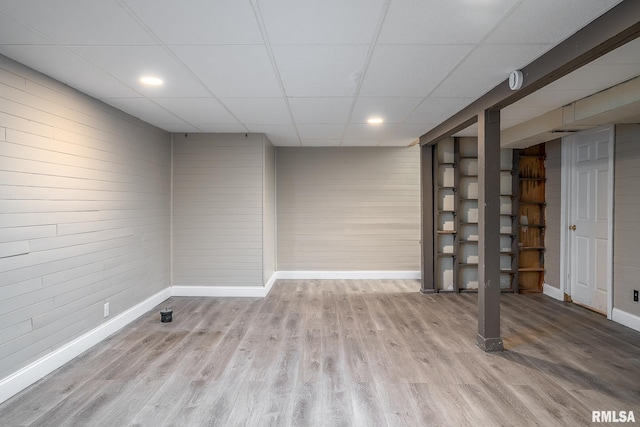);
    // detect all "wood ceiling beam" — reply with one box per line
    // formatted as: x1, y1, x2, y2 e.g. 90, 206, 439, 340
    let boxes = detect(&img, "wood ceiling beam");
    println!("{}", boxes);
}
419, 0, 640, 146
